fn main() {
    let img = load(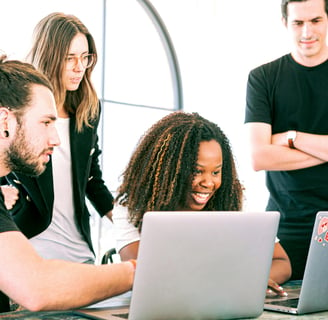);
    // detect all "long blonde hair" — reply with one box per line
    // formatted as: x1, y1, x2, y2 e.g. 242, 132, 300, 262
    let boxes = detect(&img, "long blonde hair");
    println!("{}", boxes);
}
27, 12, 99, 131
